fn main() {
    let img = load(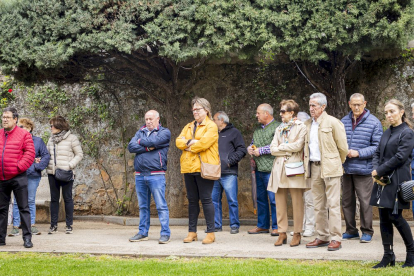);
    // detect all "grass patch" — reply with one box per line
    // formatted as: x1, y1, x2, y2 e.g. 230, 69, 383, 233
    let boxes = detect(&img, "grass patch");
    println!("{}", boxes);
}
0, 252, 411, 275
